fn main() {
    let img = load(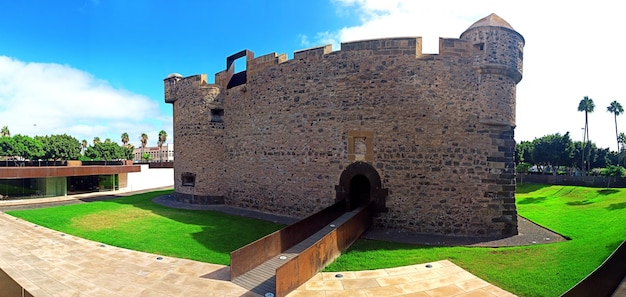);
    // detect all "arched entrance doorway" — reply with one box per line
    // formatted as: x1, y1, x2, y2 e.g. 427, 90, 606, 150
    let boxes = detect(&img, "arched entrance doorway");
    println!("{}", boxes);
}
348, 175, 371, 211
335, 162, 388, 212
